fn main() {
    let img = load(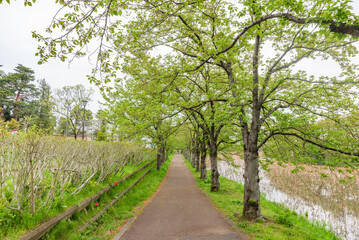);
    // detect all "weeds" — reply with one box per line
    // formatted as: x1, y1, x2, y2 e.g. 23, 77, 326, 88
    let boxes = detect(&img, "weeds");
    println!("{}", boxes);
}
49, 153, 173, 240
184, 158, 339, 240
217, 155, 359, 239
0, 128, 155, 239
265, 161, 359, 219
276, 213, 295, 227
